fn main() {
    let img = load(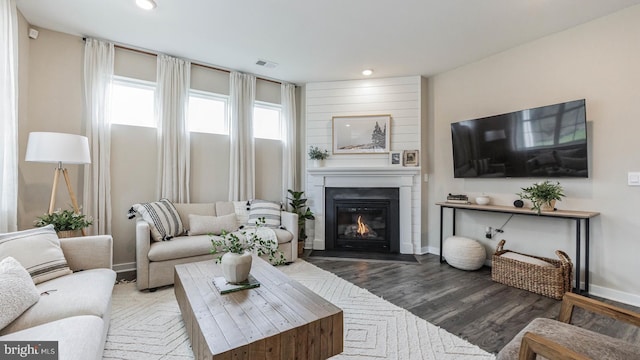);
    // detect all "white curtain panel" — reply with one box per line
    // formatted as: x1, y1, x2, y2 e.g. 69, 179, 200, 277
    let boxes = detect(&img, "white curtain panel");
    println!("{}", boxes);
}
156, 55, 191, 203
0, 0, 18, 233
82, 38, 114, 235
228, 72, 256, 201
281, 83, 297, 205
